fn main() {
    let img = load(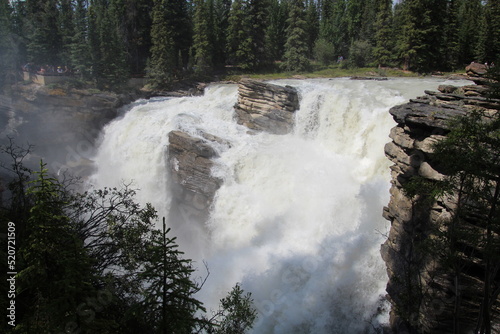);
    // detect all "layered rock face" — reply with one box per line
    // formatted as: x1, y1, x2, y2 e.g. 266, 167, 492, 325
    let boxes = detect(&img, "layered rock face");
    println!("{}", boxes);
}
234, 79, 299, 134
167, 80, 302, 223
0, 84, 139, 175
382, 68, 500, 333
167, 130, 227, 222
